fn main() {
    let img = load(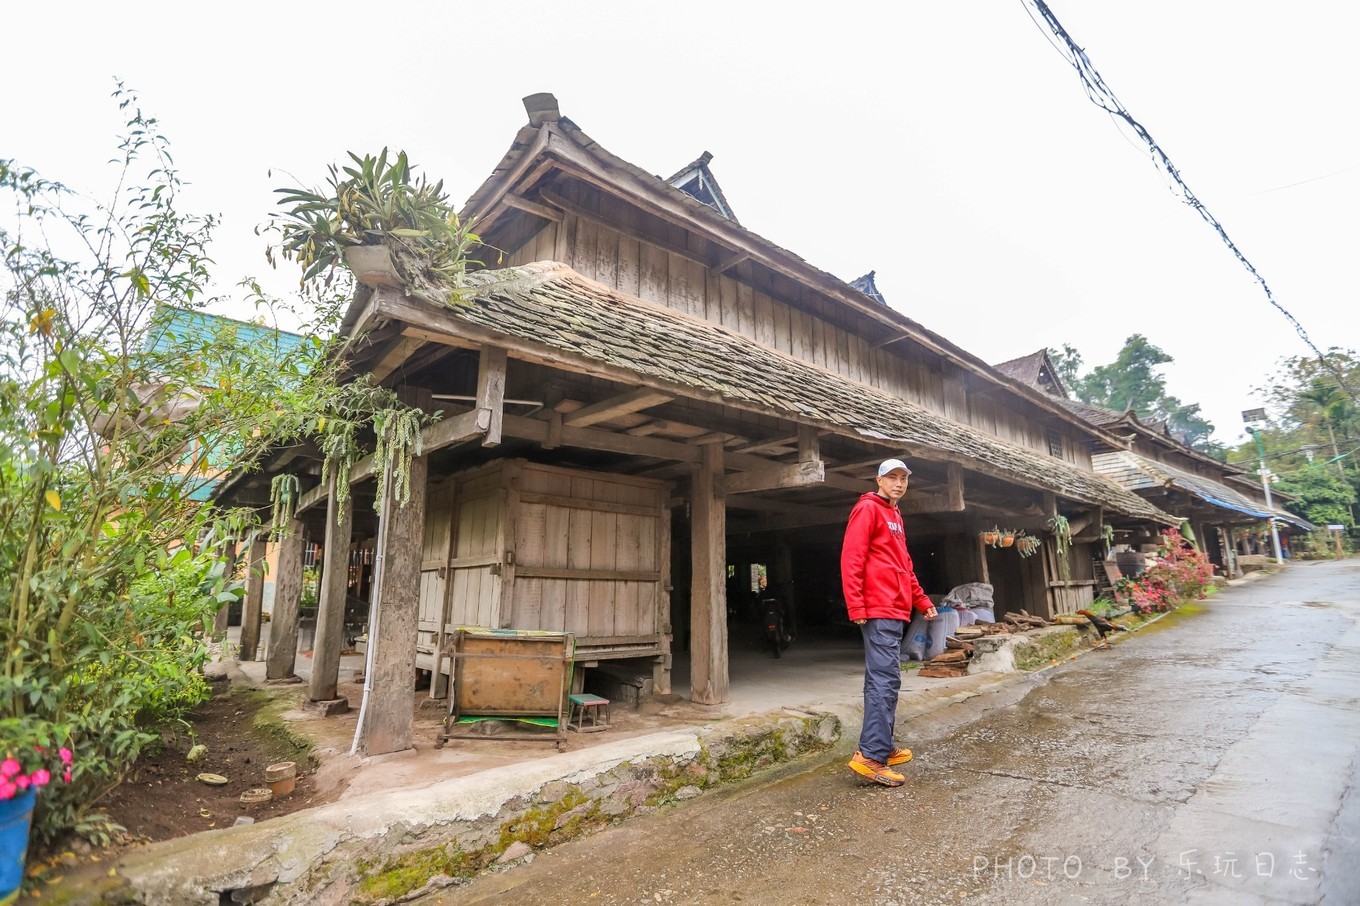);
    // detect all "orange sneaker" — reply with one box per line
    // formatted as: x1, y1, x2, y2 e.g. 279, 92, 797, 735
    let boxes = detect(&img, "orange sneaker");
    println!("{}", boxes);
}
887, 747, 913, 766
849, 751, 905, 787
